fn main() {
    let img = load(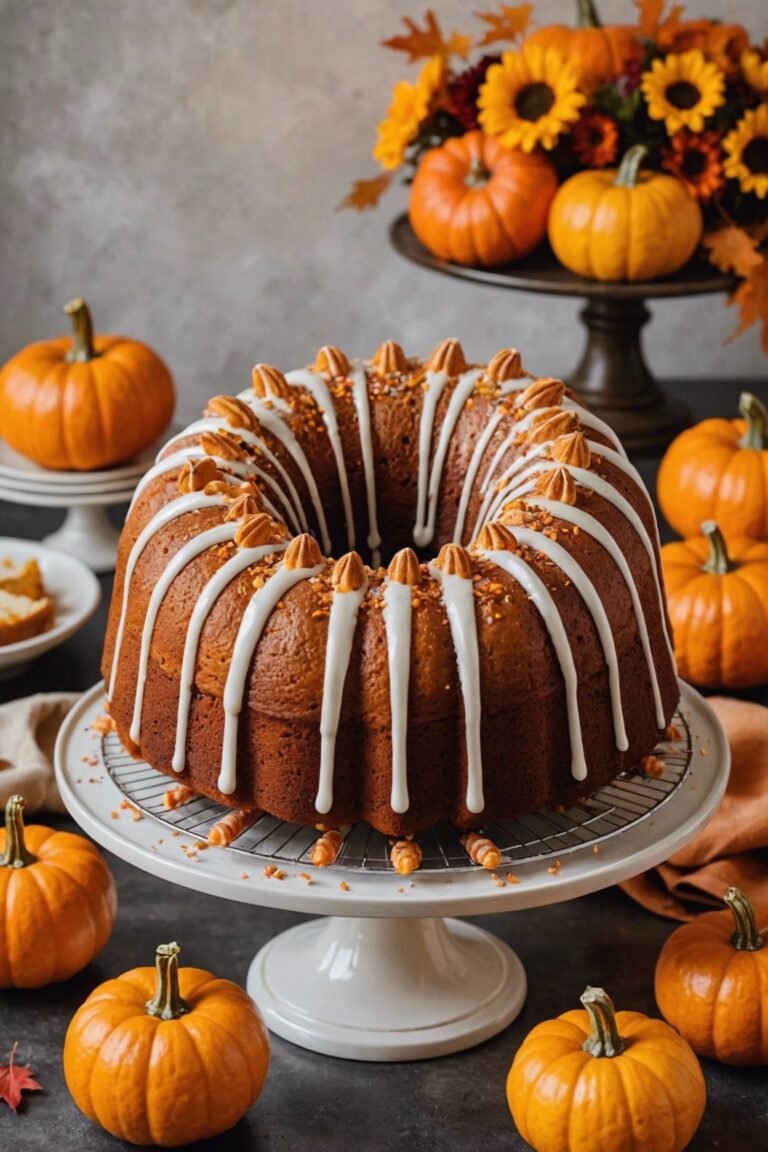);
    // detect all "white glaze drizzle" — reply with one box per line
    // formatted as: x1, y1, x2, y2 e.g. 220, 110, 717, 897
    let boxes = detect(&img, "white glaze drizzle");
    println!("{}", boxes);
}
562, 399, 625, 454
130, 448, 253, 511
129, 523, 237, 743
349, 367, 382, 567
107, 492, 226, 700
287, 369, 355, 551
414, 371, 450, 547
219, 559, 324, 794
172, 541, 288, 773
481, 548, 587, 781
471, 437, 549, 540
506, 527, 628, 751
428, 564, 484, 814
536, 498, 667, 728
382, 580, 414, 813
418, 368, 483, 547
315, 575, 369, 813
